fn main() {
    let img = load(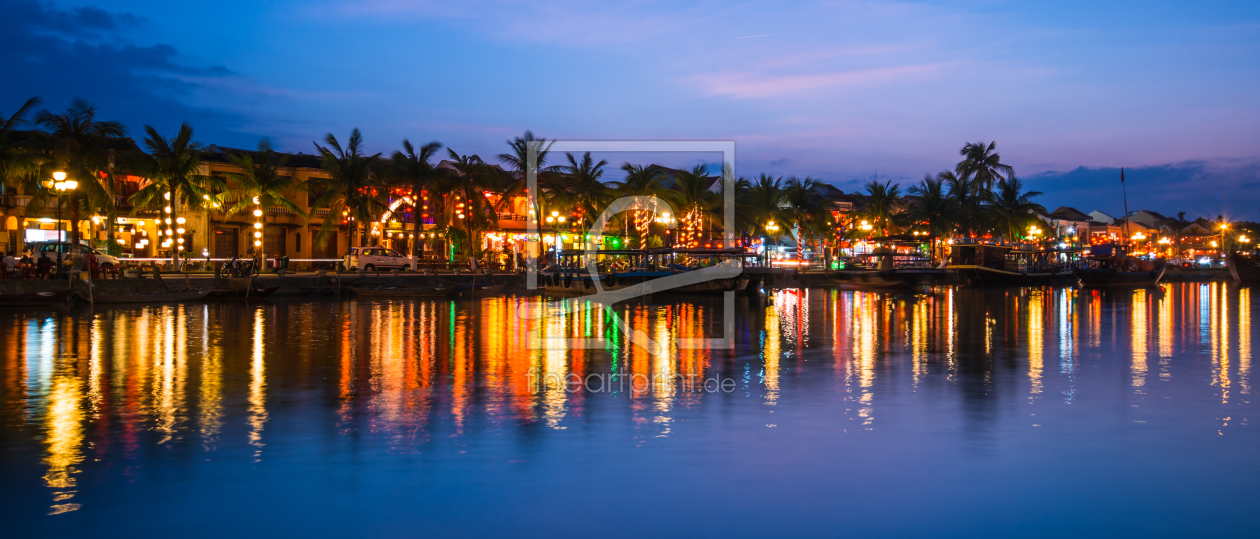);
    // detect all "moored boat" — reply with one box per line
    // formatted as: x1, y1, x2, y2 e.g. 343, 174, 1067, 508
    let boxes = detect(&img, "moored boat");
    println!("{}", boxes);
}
1076, 259, 1166, 287
1228, 252, 1260, 282
947, 243, 1080, 287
